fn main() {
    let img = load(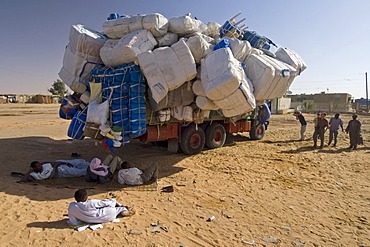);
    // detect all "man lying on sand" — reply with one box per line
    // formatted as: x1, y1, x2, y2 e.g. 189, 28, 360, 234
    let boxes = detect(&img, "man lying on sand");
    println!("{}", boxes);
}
117, 162, 158, 186
19, 159, 90, 182
67, 189, 135, 226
